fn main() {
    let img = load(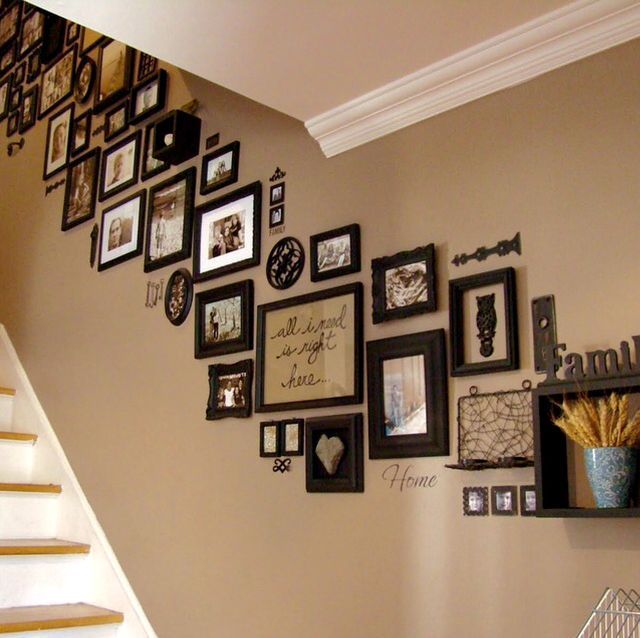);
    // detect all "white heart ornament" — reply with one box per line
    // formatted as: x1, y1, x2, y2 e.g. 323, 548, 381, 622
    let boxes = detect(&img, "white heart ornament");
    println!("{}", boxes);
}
315, 434, 345, 475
